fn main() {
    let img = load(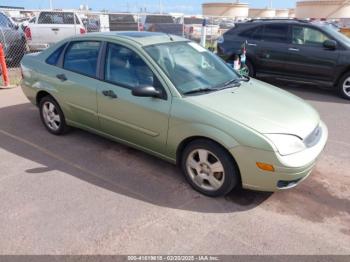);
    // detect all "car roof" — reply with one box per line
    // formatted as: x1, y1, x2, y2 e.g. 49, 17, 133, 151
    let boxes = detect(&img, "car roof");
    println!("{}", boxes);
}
75, 31, 188, 46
